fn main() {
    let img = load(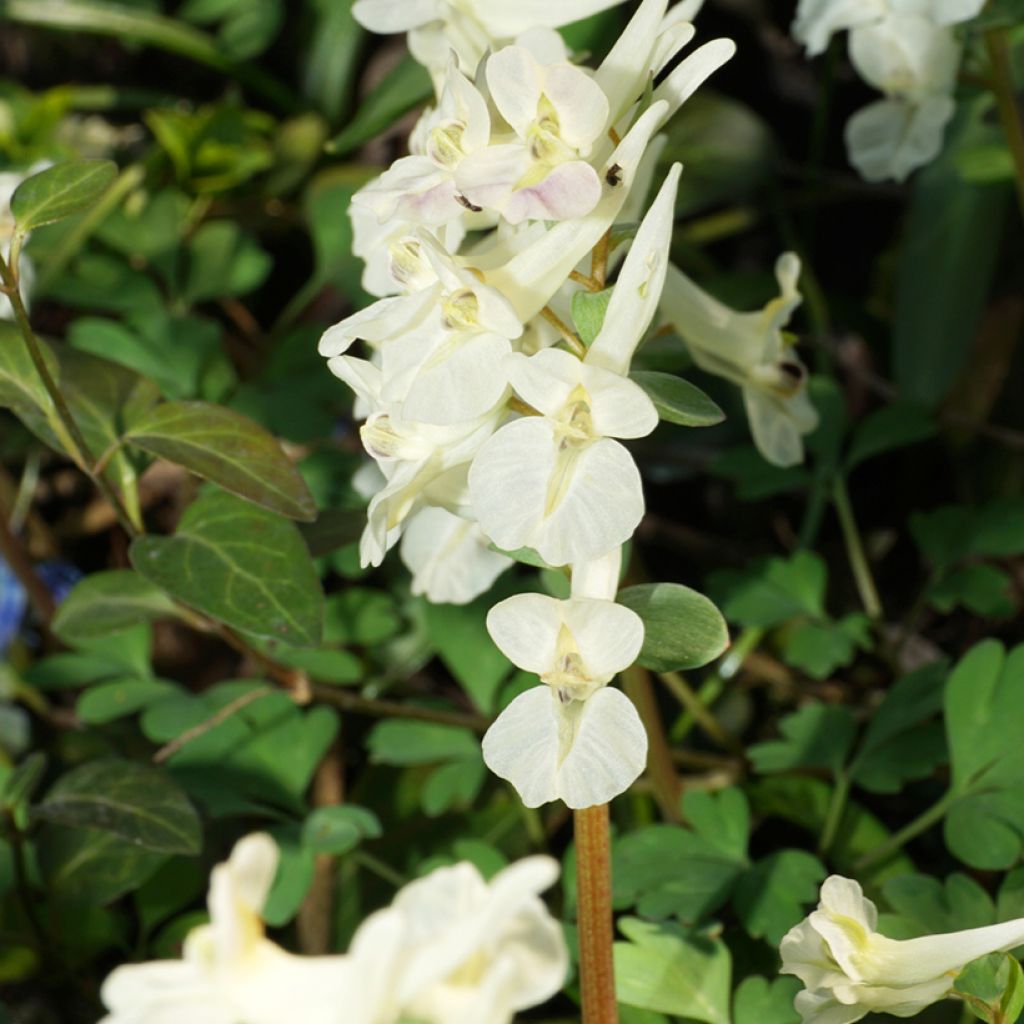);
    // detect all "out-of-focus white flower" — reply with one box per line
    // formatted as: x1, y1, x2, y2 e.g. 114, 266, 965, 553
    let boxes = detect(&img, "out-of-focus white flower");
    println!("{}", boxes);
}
781, 875, 1024, 1024
456, 47, 609, 223
482, 593, 646, 808
350, 856, 568, 1024
400, 506, 512, 603
468, 347, 657, 566
661, 253, 818, 468
353, 0, 626, 83
354, 61, 492, 228
792, 0, 984, 181
99, 835, 349, 1024
846, 94, 956, 182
